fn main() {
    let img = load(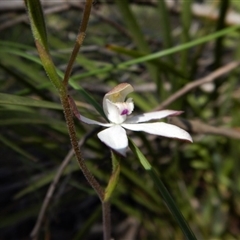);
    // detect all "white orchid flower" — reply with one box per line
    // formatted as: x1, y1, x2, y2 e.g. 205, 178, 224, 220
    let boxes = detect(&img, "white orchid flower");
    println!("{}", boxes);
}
70, 83, 192, 156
